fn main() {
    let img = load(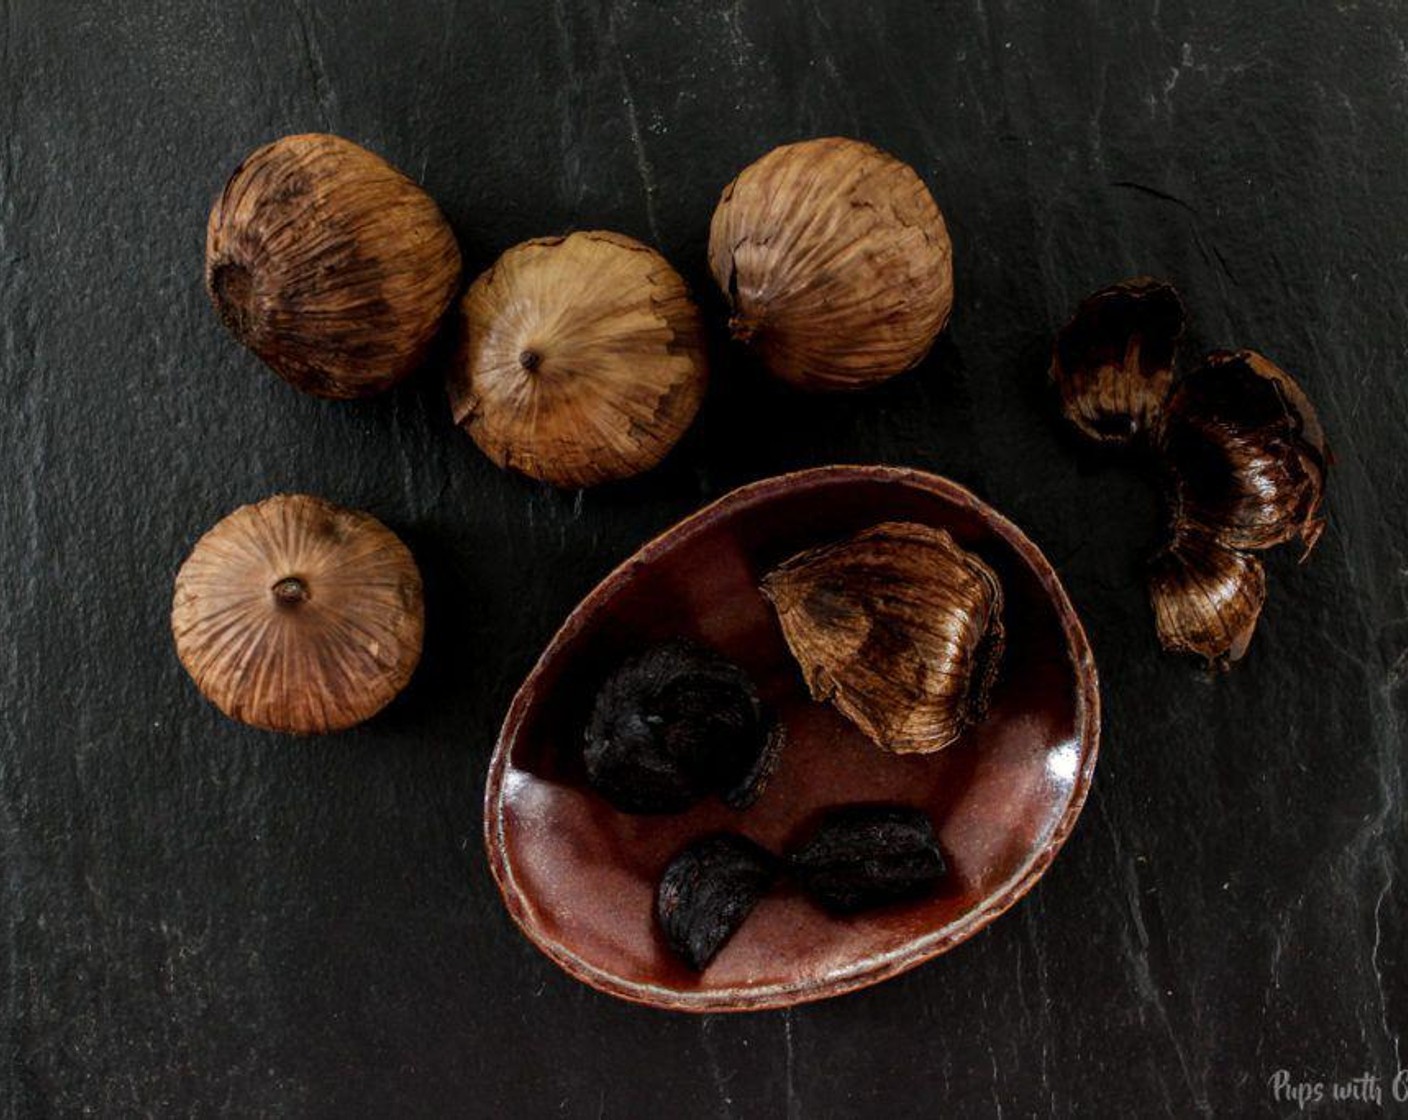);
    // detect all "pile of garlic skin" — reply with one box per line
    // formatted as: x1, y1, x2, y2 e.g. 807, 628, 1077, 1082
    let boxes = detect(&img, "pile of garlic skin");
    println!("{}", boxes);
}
1051, 279, 1330, 666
